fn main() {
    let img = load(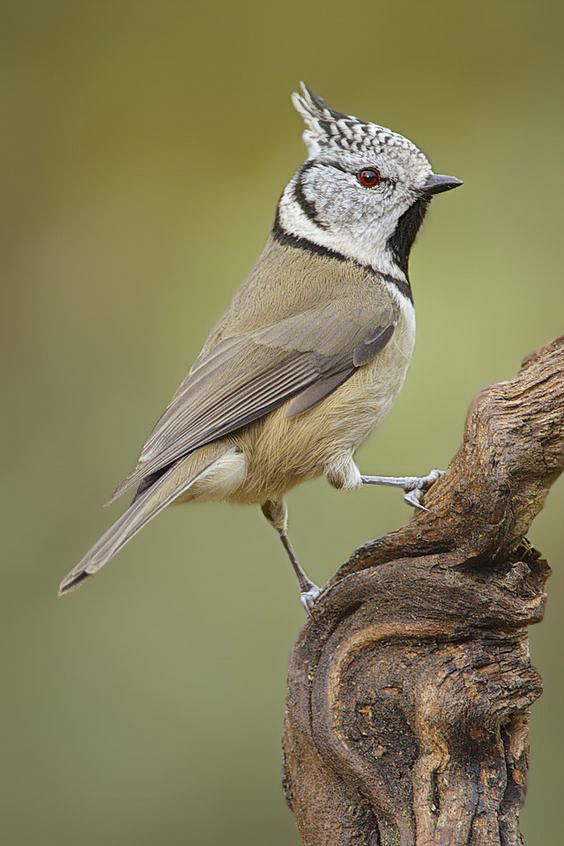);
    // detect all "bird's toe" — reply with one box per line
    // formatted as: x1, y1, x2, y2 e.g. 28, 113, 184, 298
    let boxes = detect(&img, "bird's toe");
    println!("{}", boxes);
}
300, 584, 322, 615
